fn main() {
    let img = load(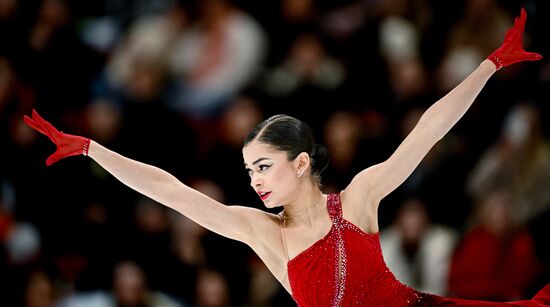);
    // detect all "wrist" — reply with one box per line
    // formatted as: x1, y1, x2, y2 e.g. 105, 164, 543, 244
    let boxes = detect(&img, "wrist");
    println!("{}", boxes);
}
481, 59, 498, 74
83, 138, 91, 156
